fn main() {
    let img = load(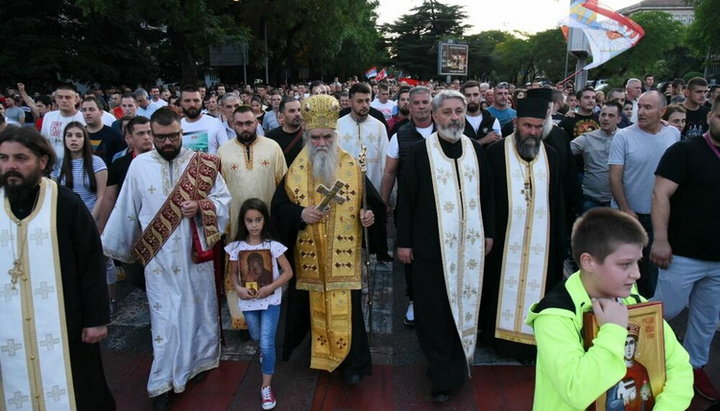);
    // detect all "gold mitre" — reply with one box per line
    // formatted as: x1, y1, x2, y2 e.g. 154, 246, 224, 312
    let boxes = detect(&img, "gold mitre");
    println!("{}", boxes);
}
302, 95, 340, 130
